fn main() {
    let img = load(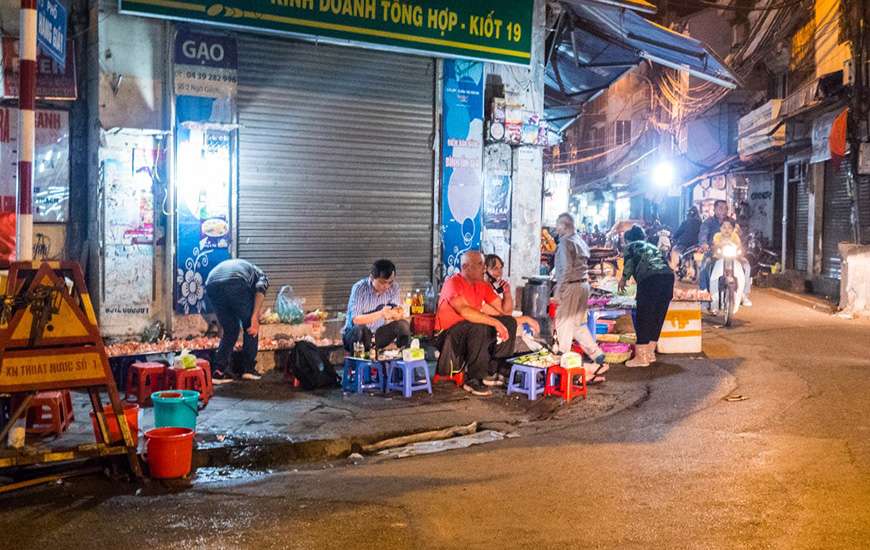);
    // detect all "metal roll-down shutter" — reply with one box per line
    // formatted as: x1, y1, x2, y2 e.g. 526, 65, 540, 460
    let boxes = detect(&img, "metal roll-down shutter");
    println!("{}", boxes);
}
822, 159, 854, 279
794, 174, 809, 273
236, 34, 436, 310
